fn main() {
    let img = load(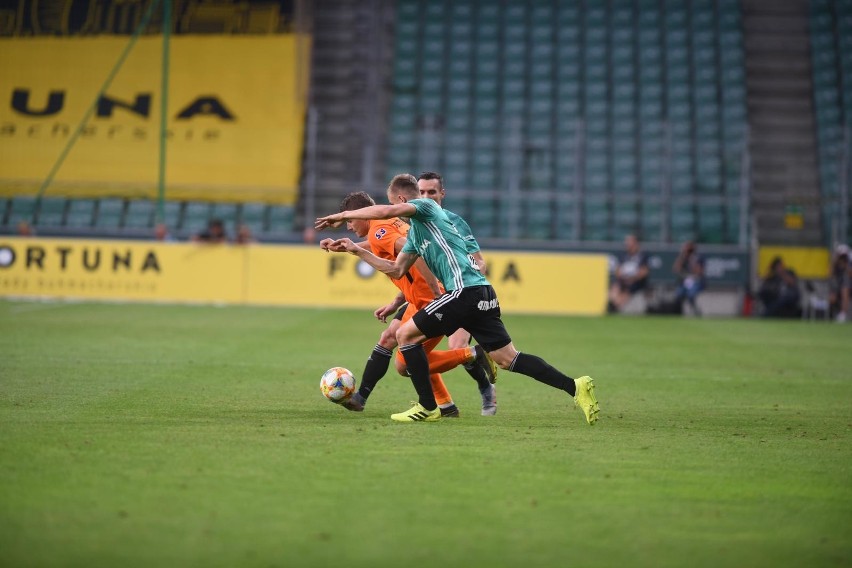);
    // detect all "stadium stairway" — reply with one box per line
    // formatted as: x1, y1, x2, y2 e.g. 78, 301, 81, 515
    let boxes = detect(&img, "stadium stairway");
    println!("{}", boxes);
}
742, 0, 824, 245
300, 0, 394, 222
